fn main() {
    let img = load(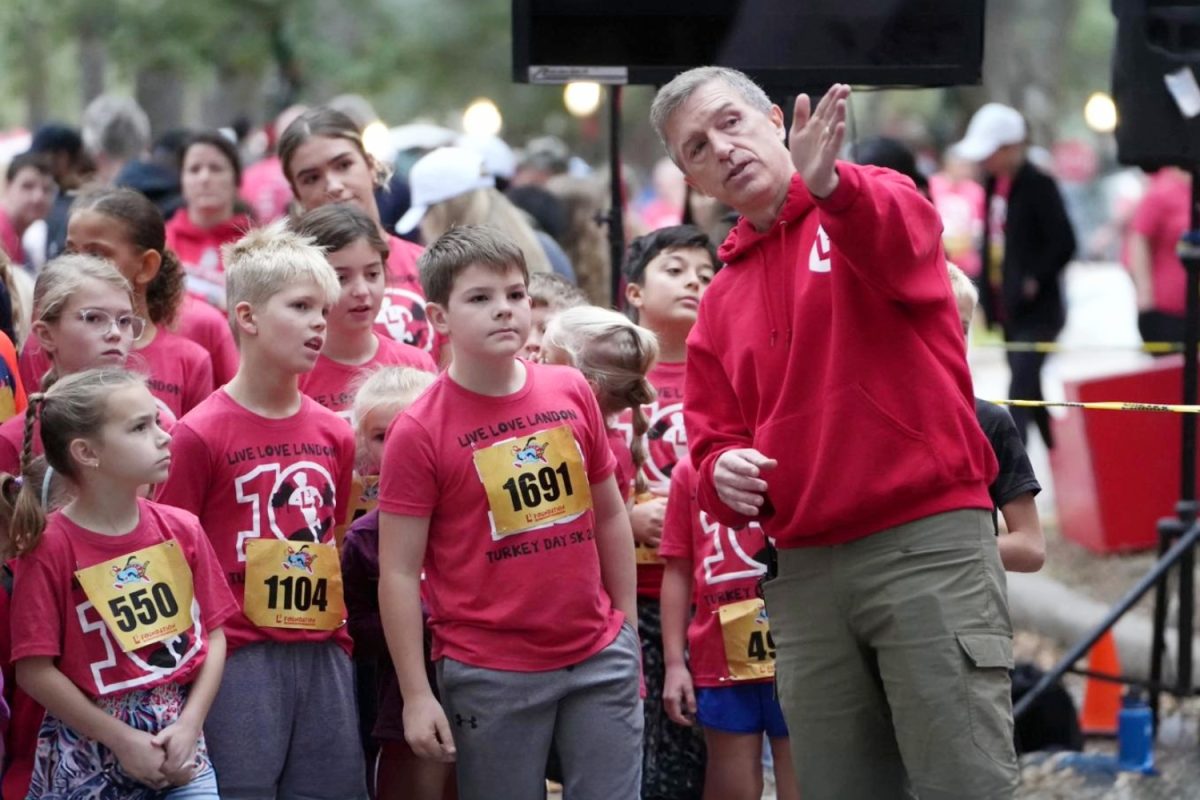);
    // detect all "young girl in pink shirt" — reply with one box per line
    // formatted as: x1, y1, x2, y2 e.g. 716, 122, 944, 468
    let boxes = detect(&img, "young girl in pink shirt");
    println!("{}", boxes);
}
6, 368, 237, 797
0, 255, 140, 475
541, 306, 659, 506
340, 366, 451, 800
21, 190, 225, 417
293, 204, 436, 421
